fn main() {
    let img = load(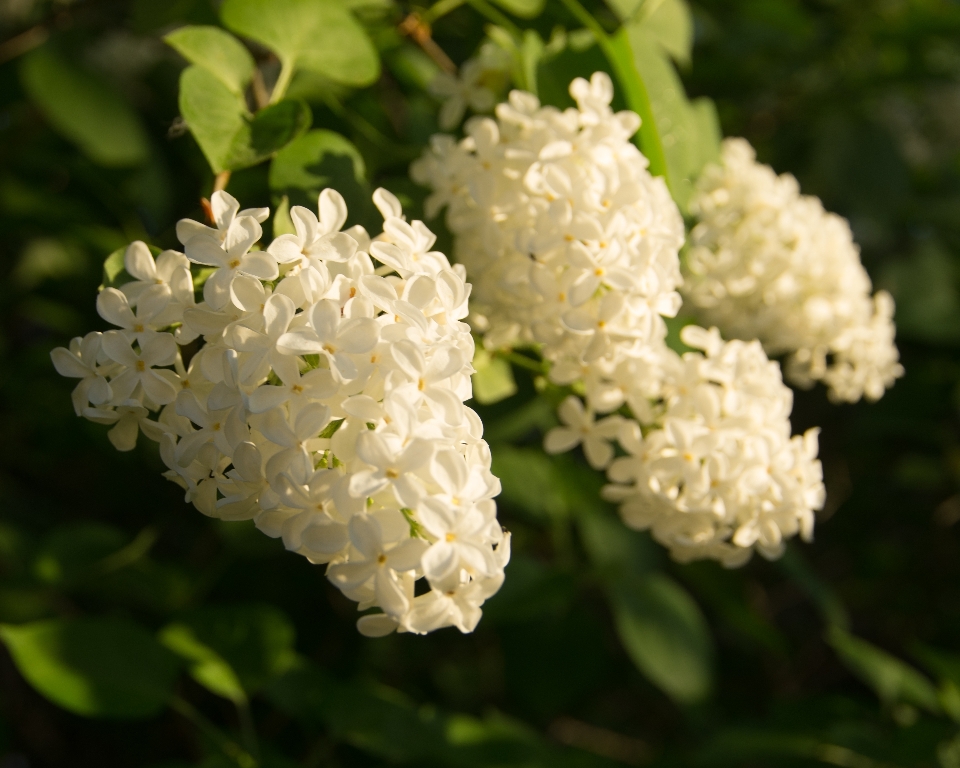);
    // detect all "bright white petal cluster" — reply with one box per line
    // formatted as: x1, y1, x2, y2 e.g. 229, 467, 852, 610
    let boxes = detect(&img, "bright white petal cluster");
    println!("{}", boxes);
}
51, 189, 508, 636
546, 326, 825, 567
412, 71, 685, 377
684, 138, 904, 403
